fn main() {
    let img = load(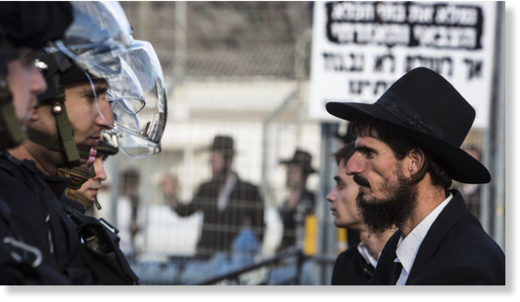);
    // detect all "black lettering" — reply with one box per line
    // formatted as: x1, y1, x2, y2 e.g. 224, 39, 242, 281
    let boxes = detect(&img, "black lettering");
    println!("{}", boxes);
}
349, 80, 371, 95
406, 55, 453, 76
374, 54, 395, 73
463, 58, 483, 80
